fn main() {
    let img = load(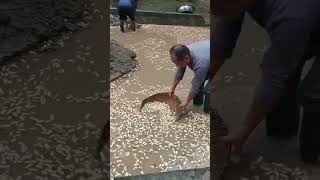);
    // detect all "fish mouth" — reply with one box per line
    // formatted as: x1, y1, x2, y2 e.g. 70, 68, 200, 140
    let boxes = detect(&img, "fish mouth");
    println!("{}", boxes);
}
140, 92, 183, 121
